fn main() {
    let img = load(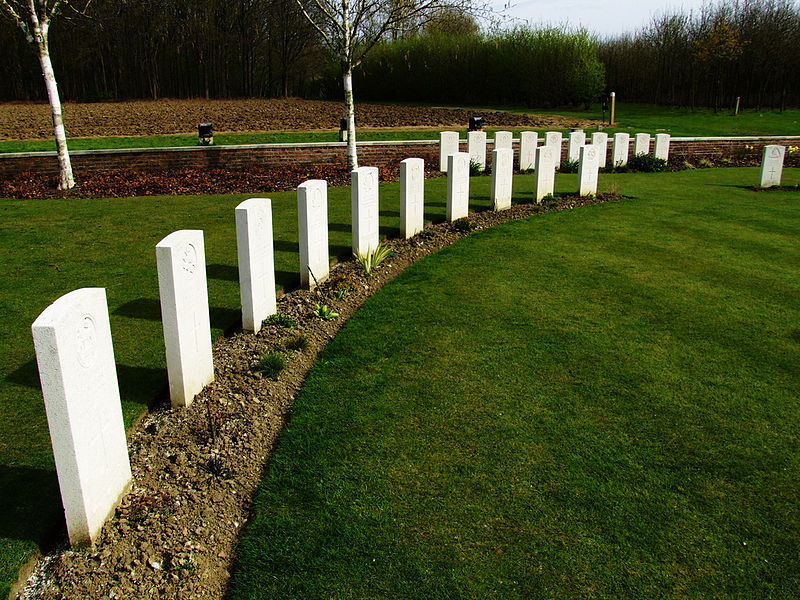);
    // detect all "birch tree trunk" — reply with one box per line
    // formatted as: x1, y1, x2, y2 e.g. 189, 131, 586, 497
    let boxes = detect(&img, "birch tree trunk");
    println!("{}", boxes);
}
343, 66, 358, 170
35, 25, 74, 190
